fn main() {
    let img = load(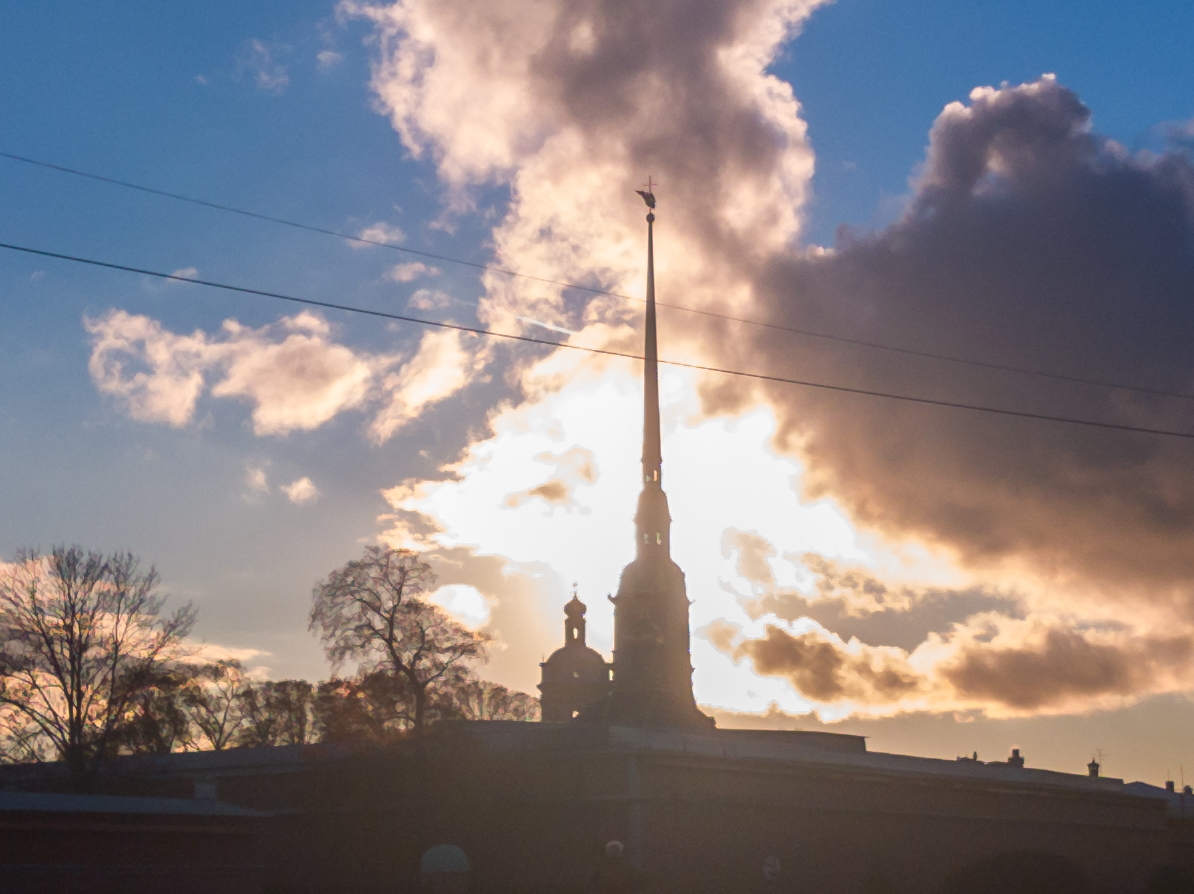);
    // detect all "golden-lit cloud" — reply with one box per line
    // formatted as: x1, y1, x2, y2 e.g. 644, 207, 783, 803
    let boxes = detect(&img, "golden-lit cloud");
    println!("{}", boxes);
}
281, 476, 320, 504
86, 310, 211, 427
345, 3, 1194, 723
86, 309, 482, 442
368, 330, 487, 444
